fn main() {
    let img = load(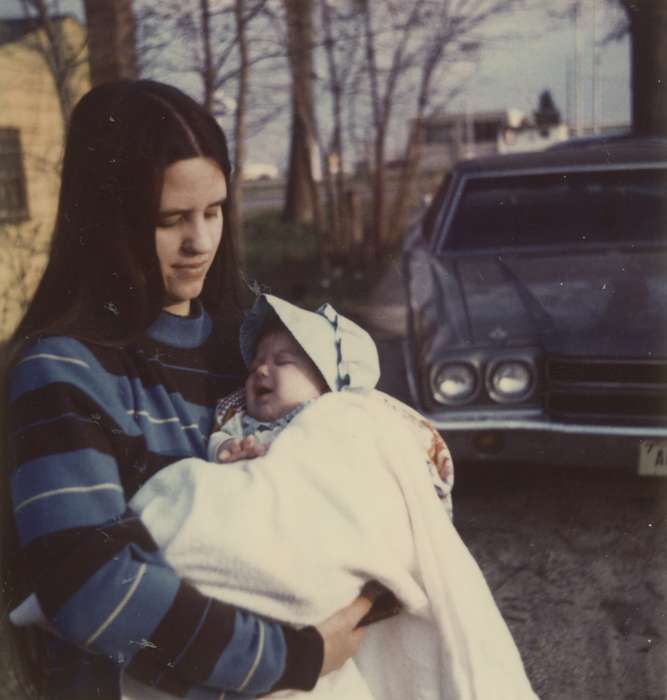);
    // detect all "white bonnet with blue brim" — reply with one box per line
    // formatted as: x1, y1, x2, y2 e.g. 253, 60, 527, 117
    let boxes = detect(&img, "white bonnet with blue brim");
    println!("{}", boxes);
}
240, 294, 380, 392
